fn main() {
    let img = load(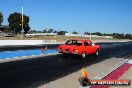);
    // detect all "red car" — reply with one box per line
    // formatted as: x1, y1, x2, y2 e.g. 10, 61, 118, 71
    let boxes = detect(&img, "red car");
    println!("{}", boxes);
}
58, 39, 101, 58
